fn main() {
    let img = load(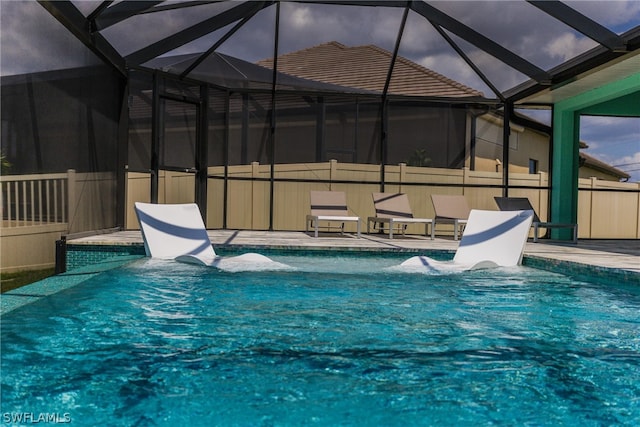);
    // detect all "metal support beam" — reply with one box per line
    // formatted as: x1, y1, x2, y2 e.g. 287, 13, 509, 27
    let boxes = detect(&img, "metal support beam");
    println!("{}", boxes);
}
93, 1, 164, 31
429, 23, 505, 101
528, 1, 626, 52
411, 1, 551, 83
38, 0, 126, 76
126, 1, 274, 66
181, 4, 265, 78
